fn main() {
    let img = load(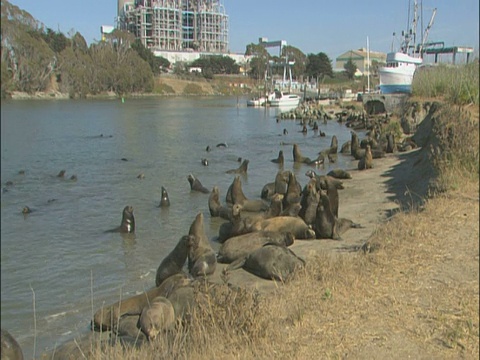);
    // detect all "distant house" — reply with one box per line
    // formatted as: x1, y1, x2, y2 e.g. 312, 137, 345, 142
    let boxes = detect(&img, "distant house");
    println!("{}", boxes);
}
335, 48, 386, 76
